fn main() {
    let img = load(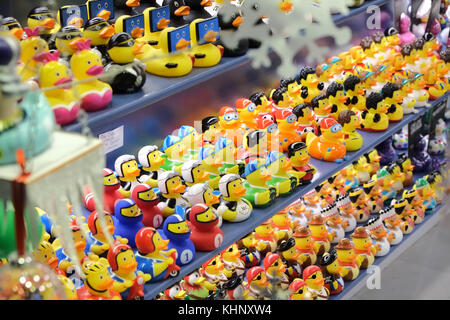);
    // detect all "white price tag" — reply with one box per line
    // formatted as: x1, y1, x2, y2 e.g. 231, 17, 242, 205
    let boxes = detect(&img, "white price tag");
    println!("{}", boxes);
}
99, 125, 124, 154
